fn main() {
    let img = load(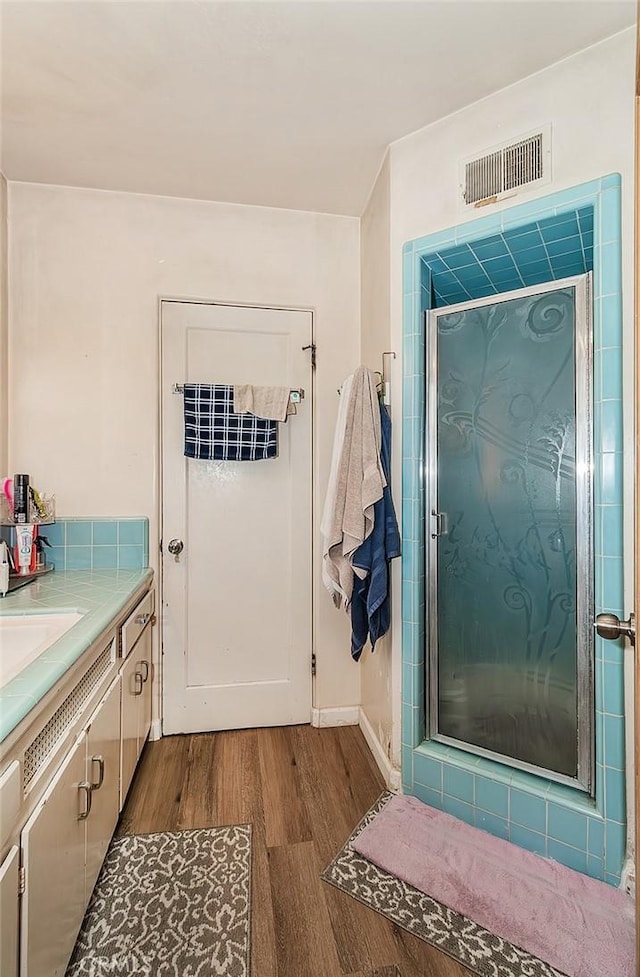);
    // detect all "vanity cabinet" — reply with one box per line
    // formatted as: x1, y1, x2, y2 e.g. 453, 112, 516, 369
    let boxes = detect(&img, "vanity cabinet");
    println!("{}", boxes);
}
84, 676, 121, 900
21, 731, 87, 977
20, 674, 122, 977
0, 582, 156, 977
0, 845, 20, 977
120, 599, 153, 809
8, 591, 153, 977
0, 760, 21, 976
120, 651, 142, 806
